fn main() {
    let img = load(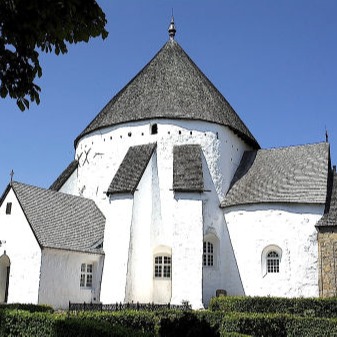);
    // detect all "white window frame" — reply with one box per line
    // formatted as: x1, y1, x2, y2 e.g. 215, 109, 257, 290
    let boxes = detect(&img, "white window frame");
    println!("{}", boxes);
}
203, 234, 219, 268
154, 254, 171, 279
203, 241, 214, 267
262, 245, 282, 277
80, 263, 93, 288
